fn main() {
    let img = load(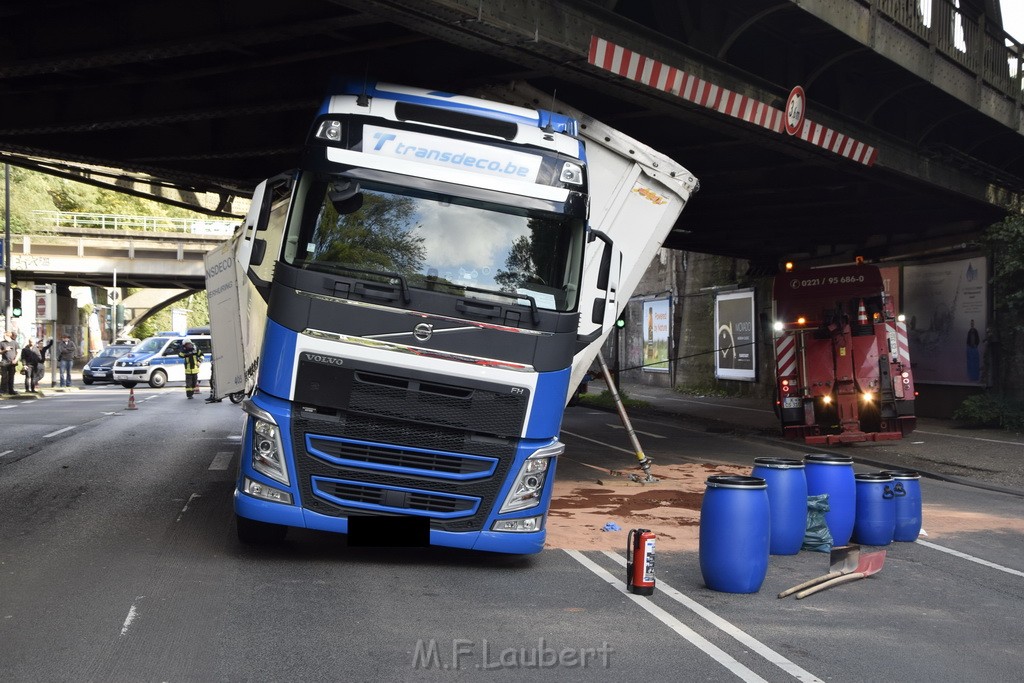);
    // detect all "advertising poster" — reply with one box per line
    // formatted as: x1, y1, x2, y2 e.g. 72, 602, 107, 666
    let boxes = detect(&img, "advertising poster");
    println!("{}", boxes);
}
715, 289, 757, 381
903, 258, 987, 385
641, 298, 671, 373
